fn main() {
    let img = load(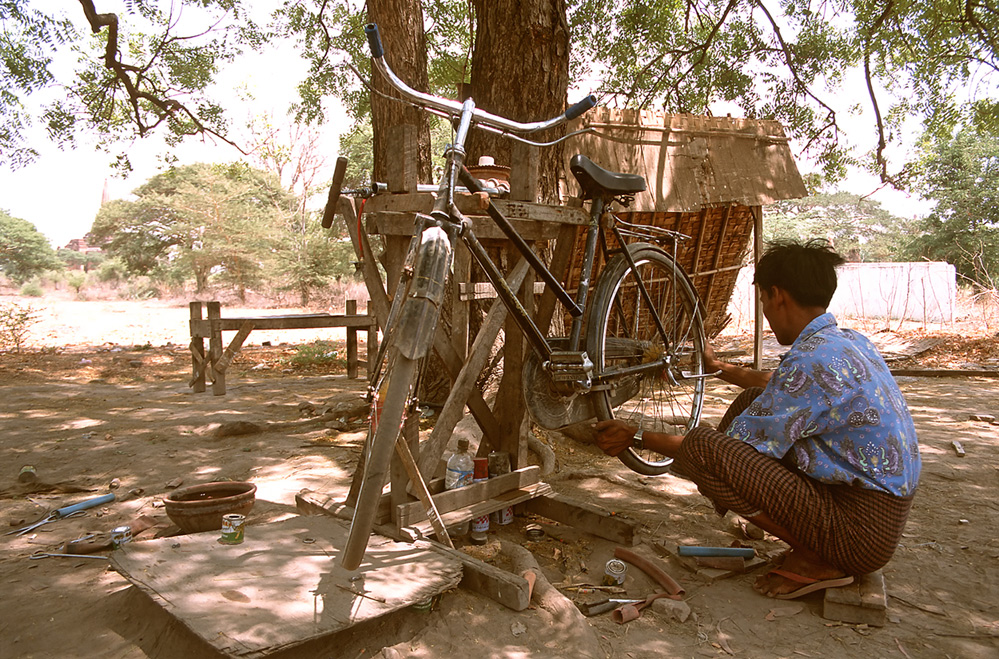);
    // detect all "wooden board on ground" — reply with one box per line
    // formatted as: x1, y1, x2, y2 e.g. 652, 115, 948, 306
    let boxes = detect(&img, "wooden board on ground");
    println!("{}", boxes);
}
109, 515, 462, 658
